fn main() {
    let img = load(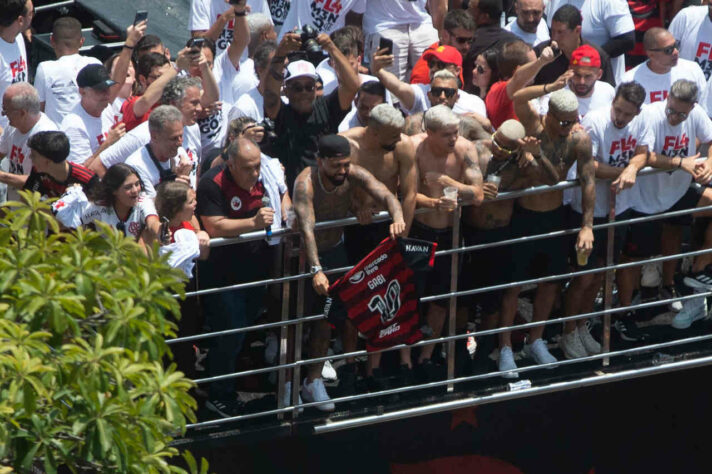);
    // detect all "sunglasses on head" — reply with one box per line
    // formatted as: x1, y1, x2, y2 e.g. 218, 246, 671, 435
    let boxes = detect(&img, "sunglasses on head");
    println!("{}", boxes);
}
430, 86, 457, 98
649, 40, 680, 55
288, 82, 316, 93
665, 106, 688, 119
